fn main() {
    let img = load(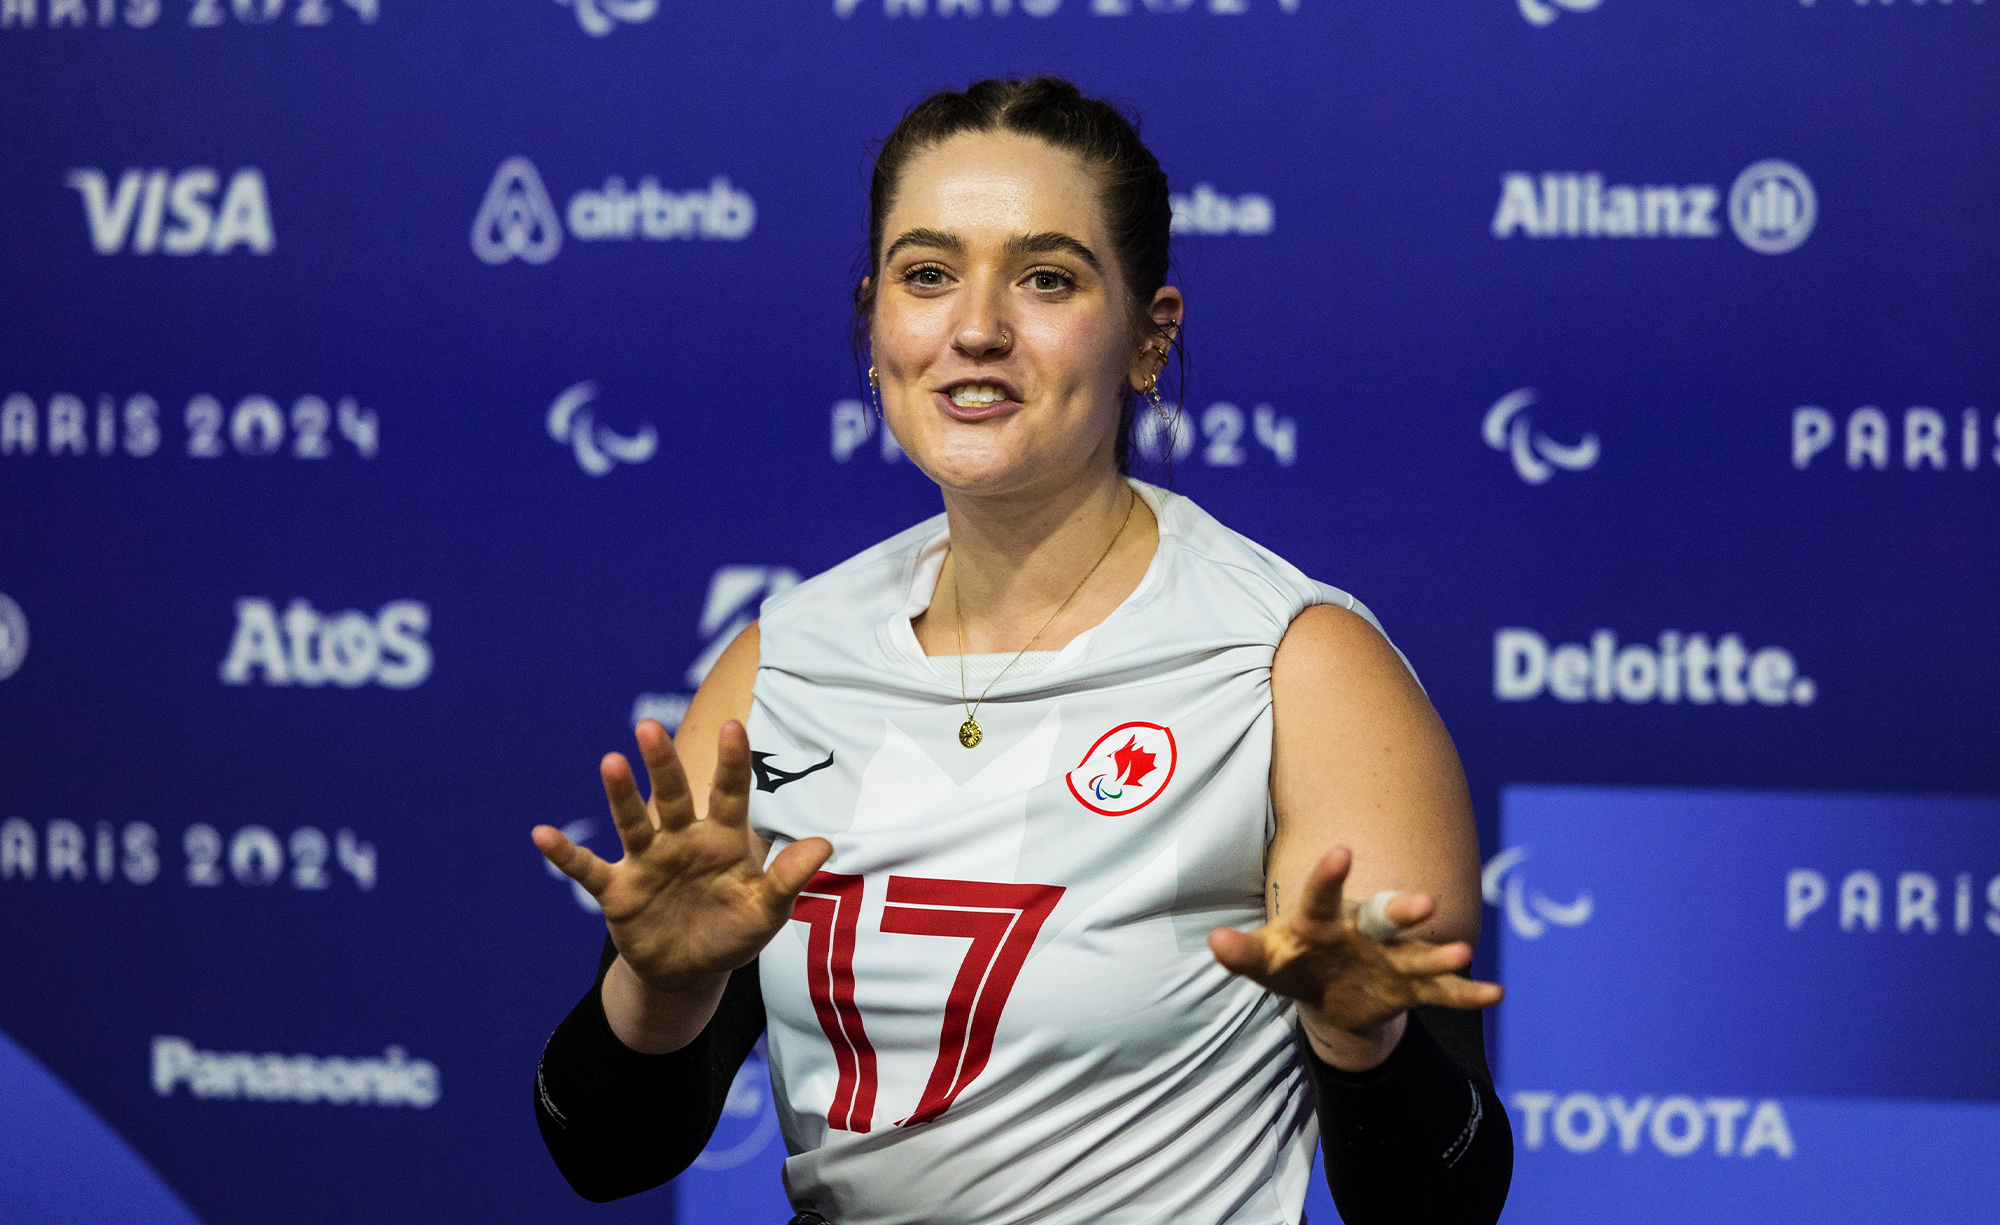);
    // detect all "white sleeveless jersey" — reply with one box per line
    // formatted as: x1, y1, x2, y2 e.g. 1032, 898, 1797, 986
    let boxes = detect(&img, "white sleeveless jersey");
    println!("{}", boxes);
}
748, 481, 1400, 1225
